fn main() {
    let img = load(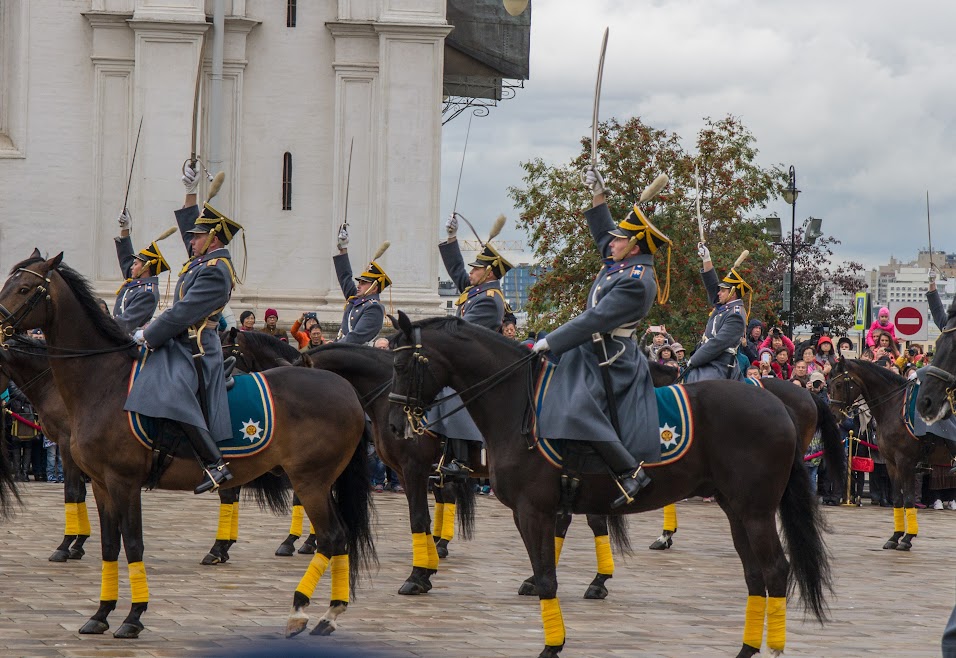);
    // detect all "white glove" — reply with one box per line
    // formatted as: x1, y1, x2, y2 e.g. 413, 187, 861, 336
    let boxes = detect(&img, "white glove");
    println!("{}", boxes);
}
445, 214, 459, 239
336, 226, 349, 250
929, 270, 937, 284
118, 209, 132, 230
182, 165, 199, 194
583, 168, 606, 196
532, 338, 550, 353
697, 242, 711, 262
133, 329, 146, 346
